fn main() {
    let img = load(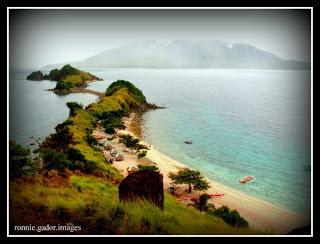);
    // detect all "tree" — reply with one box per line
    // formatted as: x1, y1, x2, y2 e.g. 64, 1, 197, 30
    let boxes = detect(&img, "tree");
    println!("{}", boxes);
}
188, 194, 215, 212
137, 150, 148, 159
168, 168, 210, 193
135, 143, 149, 153
118, 134, 139, 154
